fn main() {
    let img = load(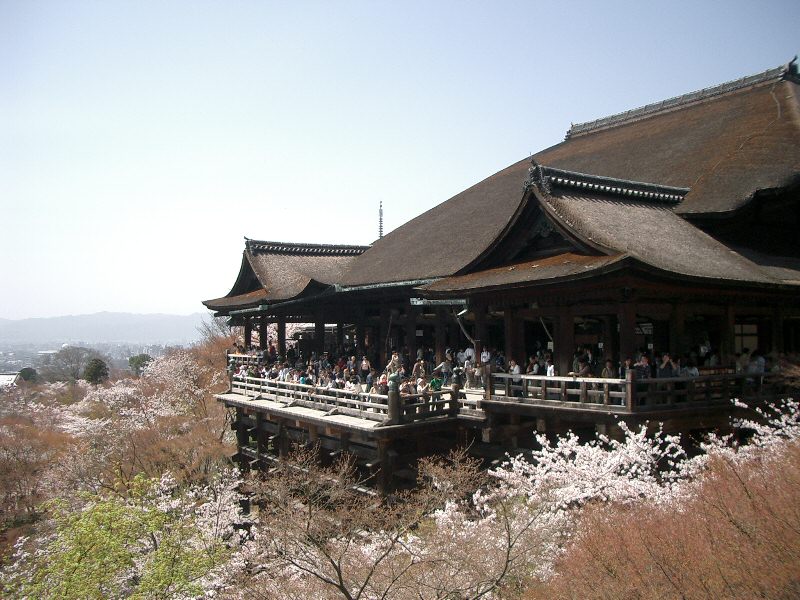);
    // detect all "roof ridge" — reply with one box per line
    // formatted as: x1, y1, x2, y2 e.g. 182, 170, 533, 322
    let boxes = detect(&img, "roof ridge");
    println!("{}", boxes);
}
527, 162, 689, 204
566, 58, 799, 139
244, 238, 370, 256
